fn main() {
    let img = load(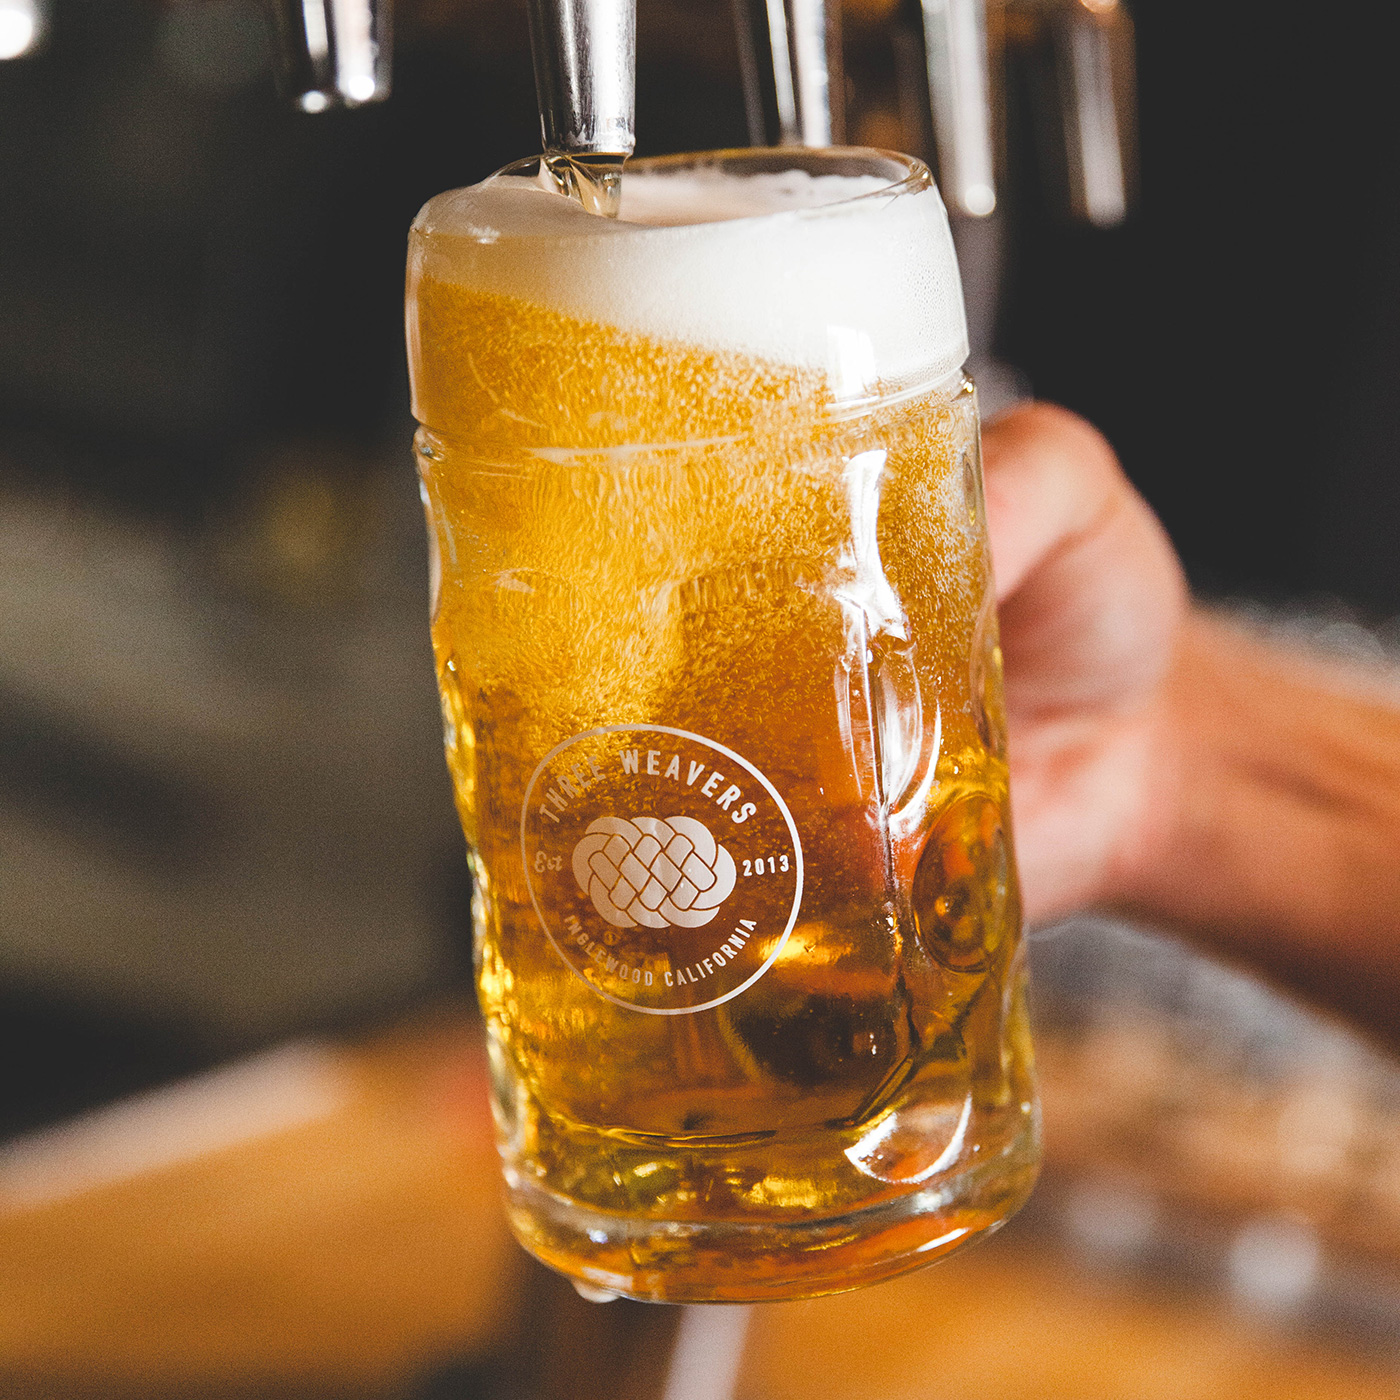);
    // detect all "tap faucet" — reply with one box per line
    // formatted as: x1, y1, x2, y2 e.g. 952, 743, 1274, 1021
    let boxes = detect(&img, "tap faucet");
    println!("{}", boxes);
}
733, 0, 846, 147
261, 0, 1133, 234
265, 0, 639, 172
266, 0, 635, 215
266, 0, 391, 110
1041, 0, 1137, 228
525, 0, 636, 214
526, 0, 636, 160
913, 0, 998, 217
